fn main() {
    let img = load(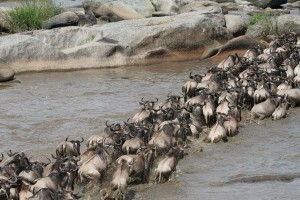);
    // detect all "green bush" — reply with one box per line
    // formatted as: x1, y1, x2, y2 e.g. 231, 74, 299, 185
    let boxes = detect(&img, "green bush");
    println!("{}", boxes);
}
2, 0, 62, 33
